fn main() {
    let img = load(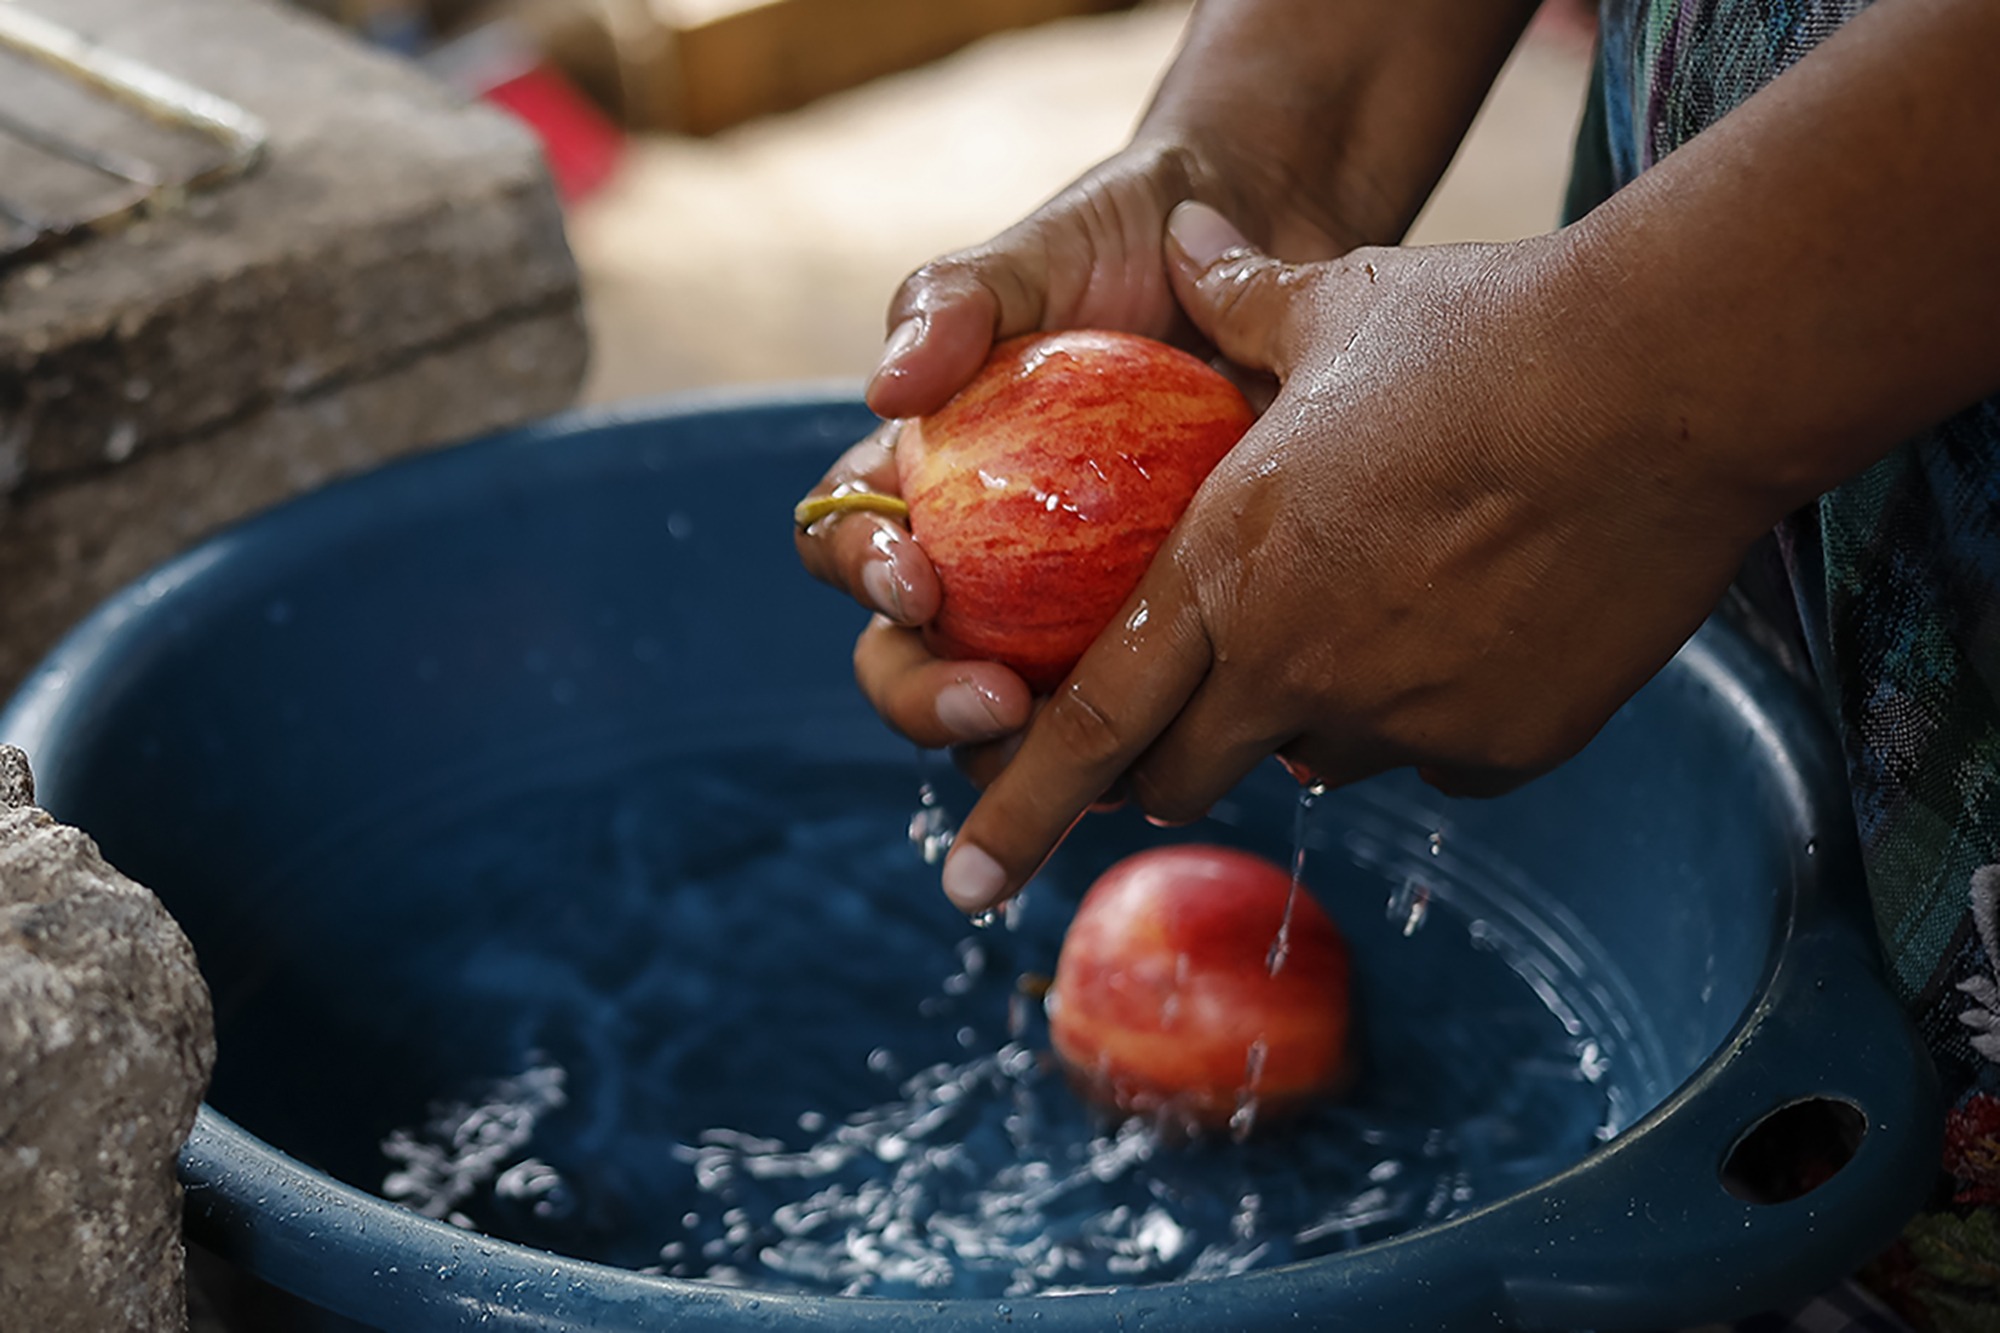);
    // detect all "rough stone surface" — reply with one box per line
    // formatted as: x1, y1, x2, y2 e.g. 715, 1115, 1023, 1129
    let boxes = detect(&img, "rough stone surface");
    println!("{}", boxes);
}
0, 307, 586, 691
0, 0, 585, 487
0, 745, 217, 1332
0, 0, 588, 695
